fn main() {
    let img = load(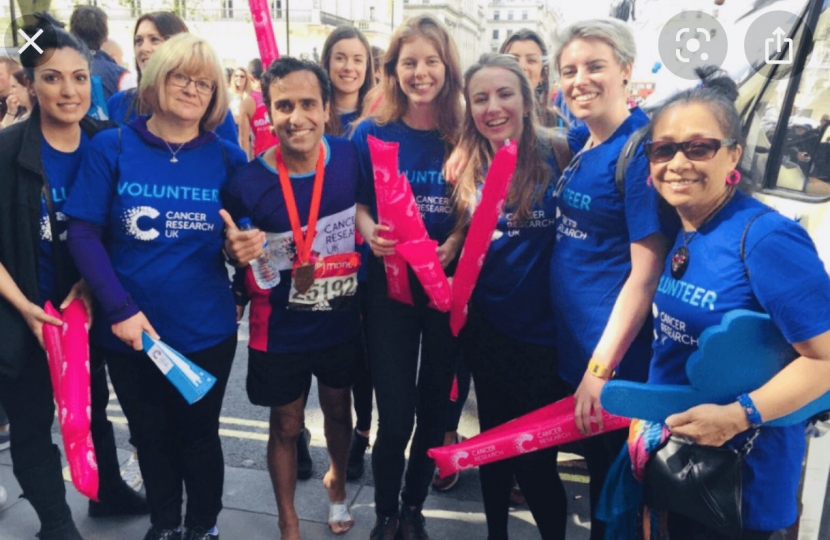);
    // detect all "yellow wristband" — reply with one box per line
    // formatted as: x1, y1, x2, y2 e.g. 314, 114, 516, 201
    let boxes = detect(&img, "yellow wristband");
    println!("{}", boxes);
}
587, 359, 615, 380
